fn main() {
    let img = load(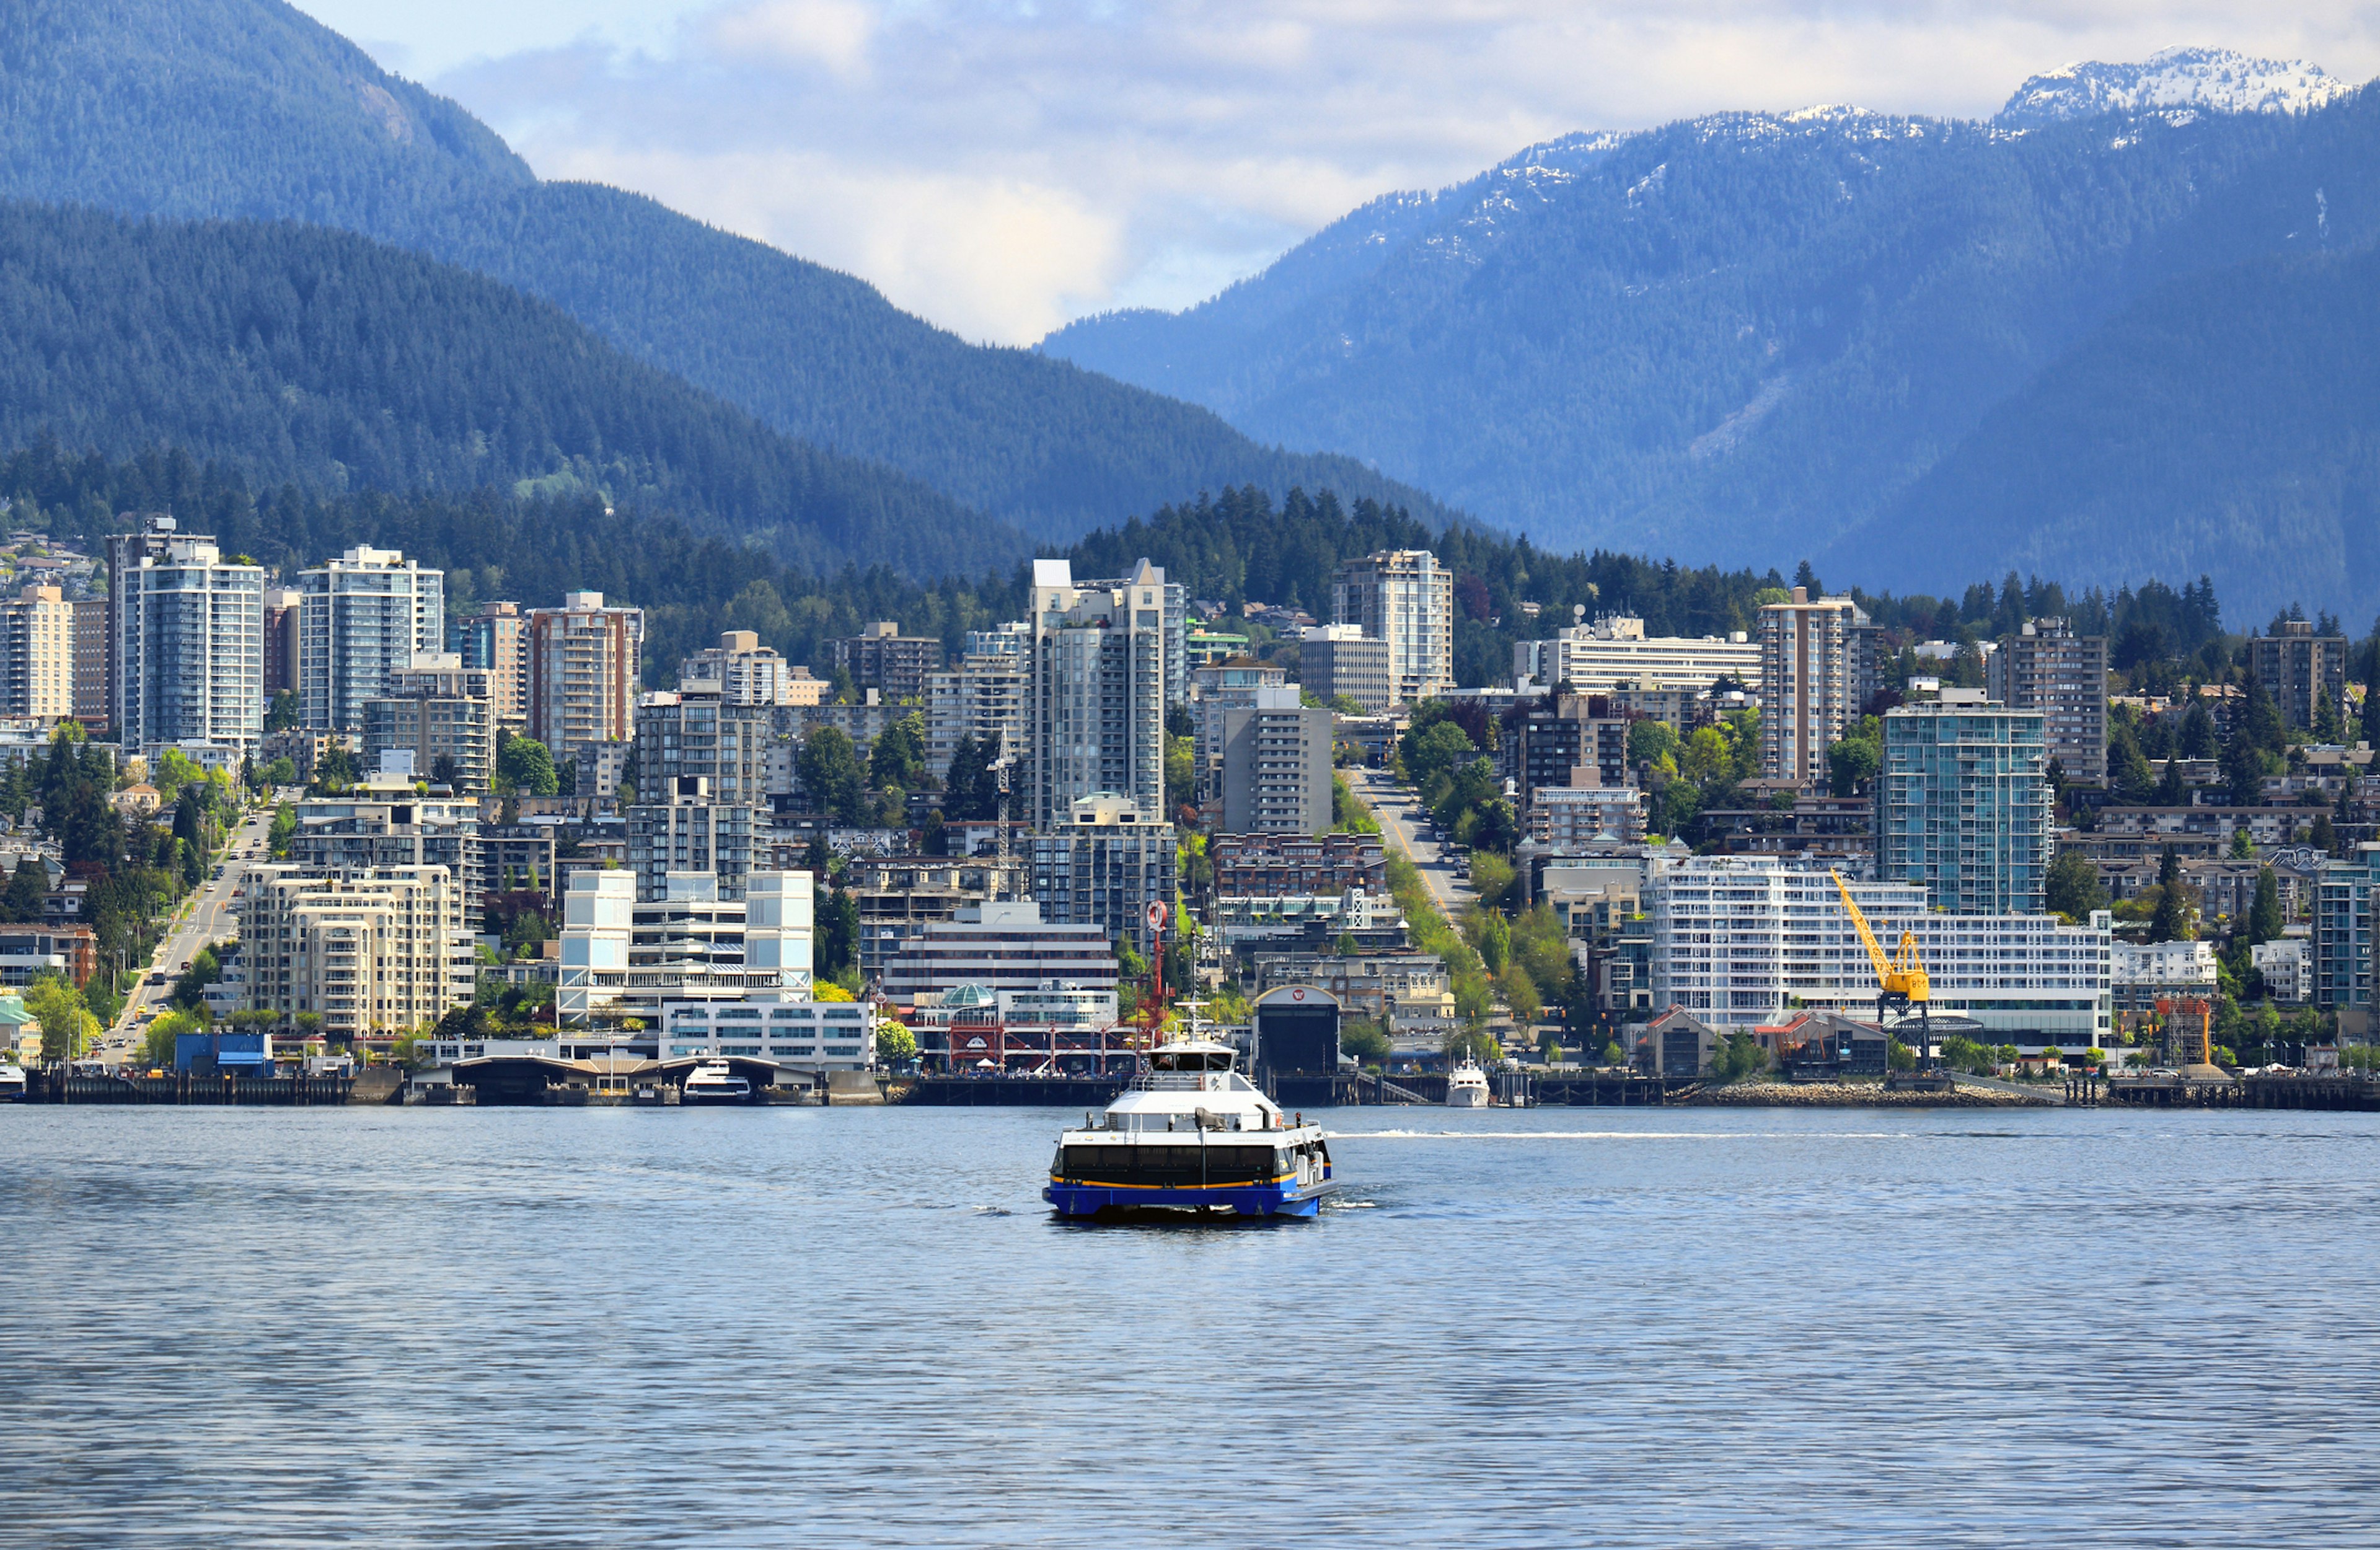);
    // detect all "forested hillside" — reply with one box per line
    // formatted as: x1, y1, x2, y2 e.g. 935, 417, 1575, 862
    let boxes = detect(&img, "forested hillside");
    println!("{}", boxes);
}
2, 447, 2257, 694
1046, 81, 2380, 614
1835, 246, 2380, 610
0, 204, 1015, 577
0, 0, 1464, 545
